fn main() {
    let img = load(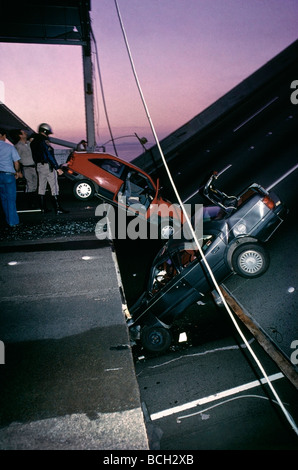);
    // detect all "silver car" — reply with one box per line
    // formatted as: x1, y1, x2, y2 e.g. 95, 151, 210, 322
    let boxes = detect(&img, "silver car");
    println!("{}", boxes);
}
128, 173, 288, 353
